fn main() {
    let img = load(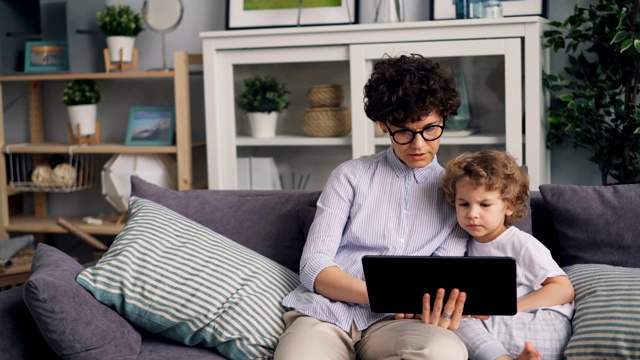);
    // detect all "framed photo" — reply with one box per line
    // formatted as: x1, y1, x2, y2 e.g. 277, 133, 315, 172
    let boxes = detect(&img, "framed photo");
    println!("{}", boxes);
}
125, 106, 176, 146
227, 0, 357, 30
24, 41, 69, 73
432, 0, 546, 20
